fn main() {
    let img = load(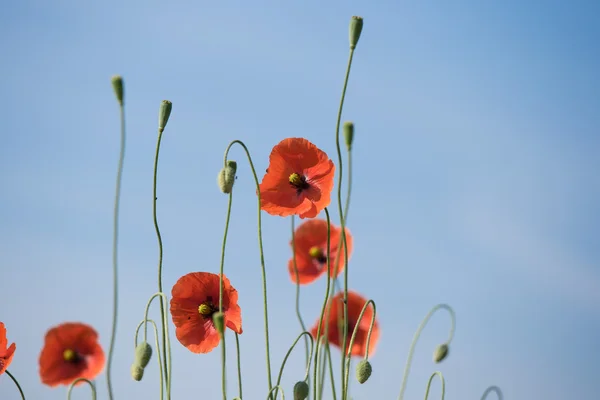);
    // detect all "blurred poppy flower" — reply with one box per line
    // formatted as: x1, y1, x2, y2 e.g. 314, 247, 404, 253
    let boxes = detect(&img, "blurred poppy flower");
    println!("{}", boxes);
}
259, 138, 335, 219
288, 219, 353, 284
39, 322, 105, 387
170, 272, 242, 354
0, 322, 16, 375
311, 291, 380, 357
